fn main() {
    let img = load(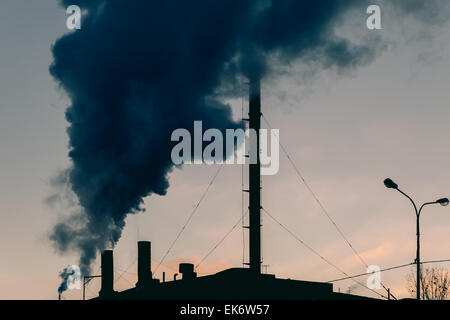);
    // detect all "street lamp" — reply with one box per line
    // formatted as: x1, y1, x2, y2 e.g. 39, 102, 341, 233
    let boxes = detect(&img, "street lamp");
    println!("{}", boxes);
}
383, 178, 448, 300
